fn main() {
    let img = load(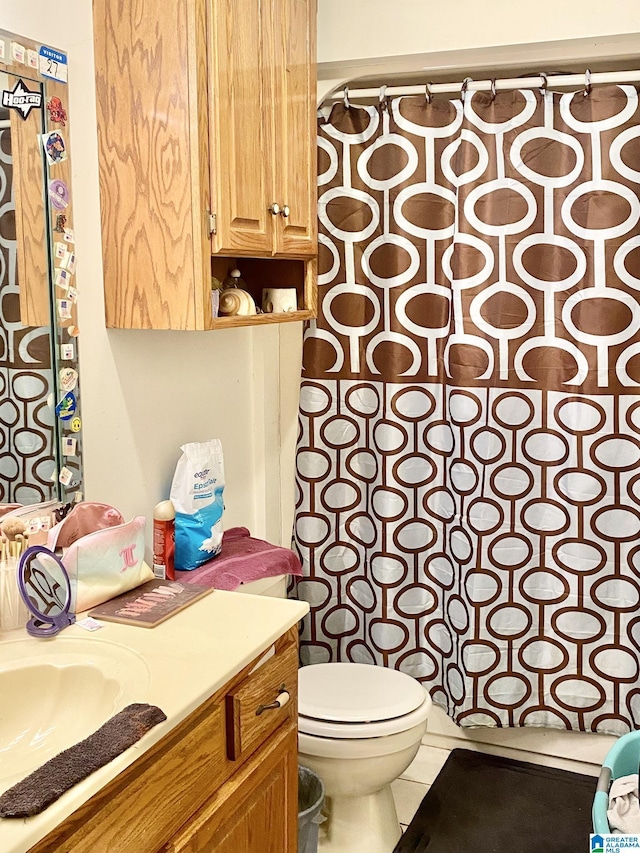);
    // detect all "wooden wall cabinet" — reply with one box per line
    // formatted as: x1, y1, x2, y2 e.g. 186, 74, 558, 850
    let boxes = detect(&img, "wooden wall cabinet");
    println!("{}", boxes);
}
93, 0, 317, 331
210, 0, 317, 259
31, 627, 300, 853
